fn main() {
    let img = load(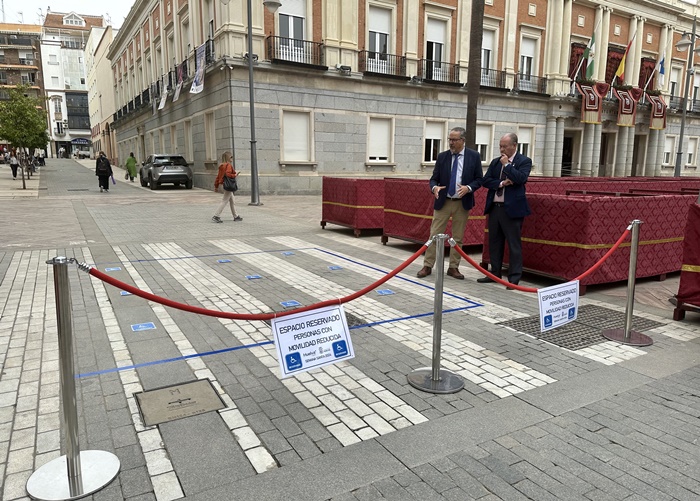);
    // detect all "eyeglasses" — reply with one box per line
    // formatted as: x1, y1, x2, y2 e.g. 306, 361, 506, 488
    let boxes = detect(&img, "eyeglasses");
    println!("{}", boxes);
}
448, 138, 464, 143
